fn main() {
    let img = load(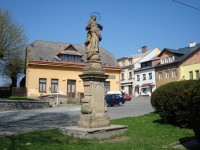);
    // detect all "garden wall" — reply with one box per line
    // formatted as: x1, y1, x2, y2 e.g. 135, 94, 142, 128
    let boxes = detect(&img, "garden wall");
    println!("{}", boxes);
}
0, 100, 50, 111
